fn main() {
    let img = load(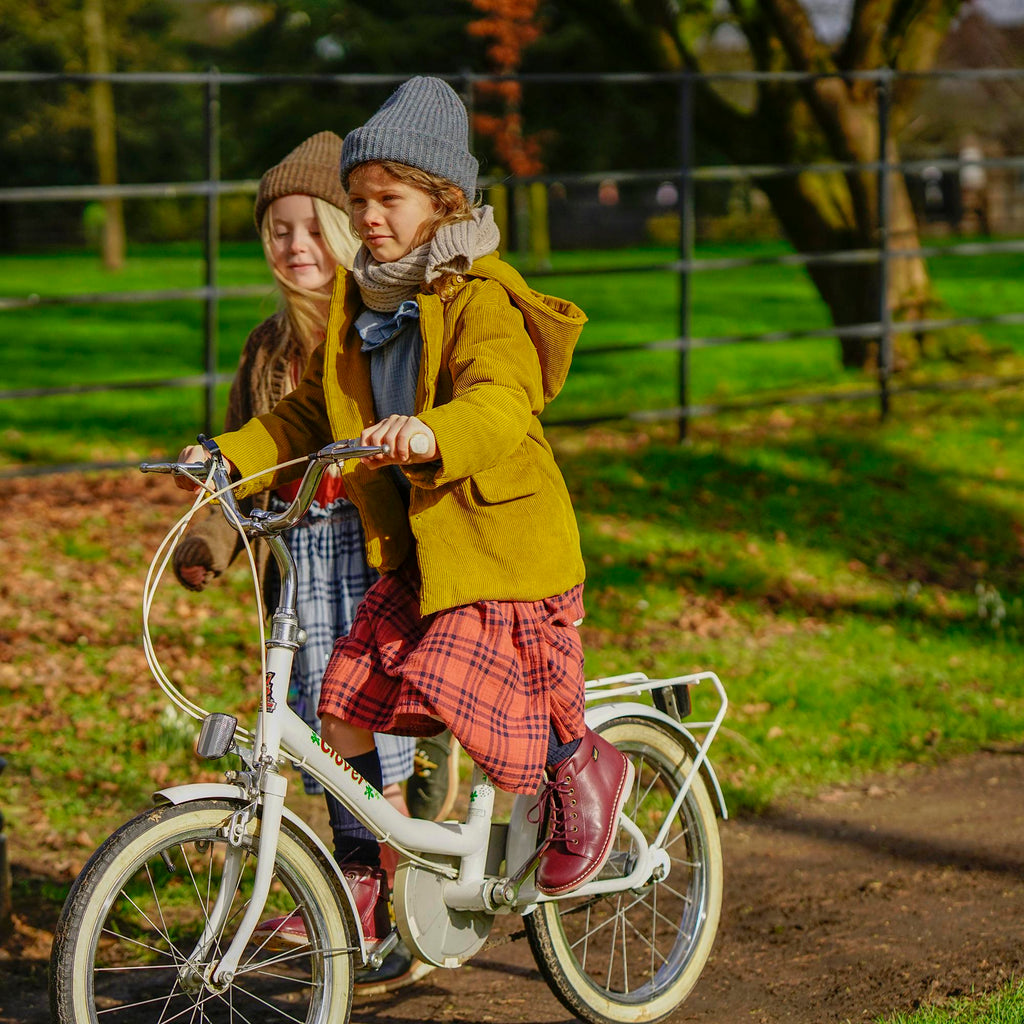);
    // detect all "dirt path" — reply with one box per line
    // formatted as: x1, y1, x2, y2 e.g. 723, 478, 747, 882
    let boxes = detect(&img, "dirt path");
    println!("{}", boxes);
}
4, 750, 1024, 1023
